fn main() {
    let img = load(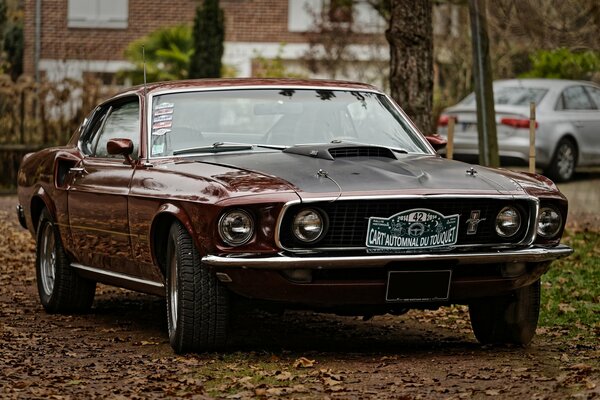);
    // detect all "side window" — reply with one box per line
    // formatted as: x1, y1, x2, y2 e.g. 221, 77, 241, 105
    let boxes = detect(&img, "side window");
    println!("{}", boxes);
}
92, 101, 140, 158
584, 86, 600, 109
558, 86, 595, 110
